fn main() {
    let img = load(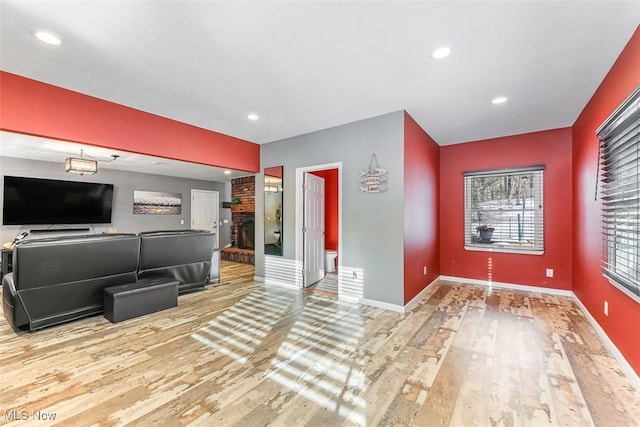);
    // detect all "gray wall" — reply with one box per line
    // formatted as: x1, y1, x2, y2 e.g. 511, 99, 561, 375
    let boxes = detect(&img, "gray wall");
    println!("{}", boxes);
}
0, 156, 231, 247
257, 111, 405, 306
